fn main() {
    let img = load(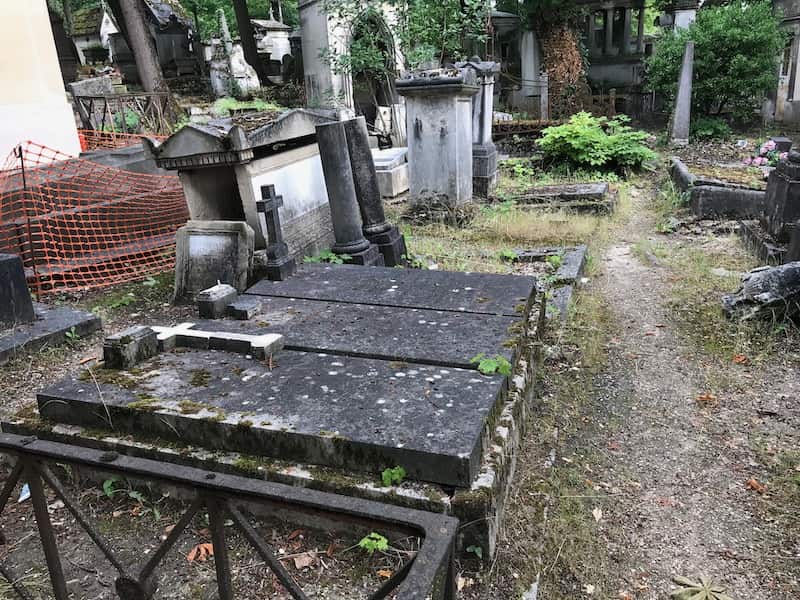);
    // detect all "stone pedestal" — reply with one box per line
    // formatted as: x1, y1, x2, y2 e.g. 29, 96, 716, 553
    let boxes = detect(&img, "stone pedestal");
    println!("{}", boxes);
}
457, 58, 500, 198
670, 41, 694, 147
315, 121, 383, 266
764, 151, 800, 242
397, 70, 480, 208
0, 254, 35, 327
343, 117, 407, 266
